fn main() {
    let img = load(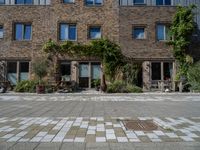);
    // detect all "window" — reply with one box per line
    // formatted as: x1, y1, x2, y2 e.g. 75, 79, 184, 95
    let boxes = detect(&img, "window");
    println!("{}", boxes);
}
63, 0, 74, 3
156, 24, 170, 41
89, 26, 101, 39
0, 25, 3, 39
134, 0, 145, 5
156, 0, 171, 5
14, 23, 32, 41
133, 27, 145, 39
15, 0, 32, 4
59, 24, 77, 41
85, 0, 103, 6
0, 0, 5, 4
